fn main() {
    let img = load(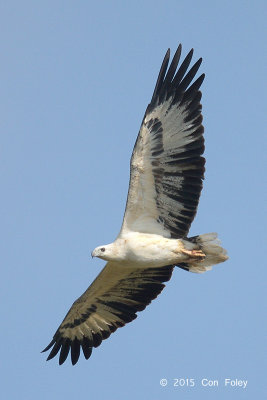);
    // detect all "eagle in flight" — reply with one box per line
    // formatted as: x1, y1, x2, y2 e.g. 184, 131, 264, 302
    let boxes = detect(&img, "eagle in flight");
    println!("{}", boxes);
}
42, 44, 228, 365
